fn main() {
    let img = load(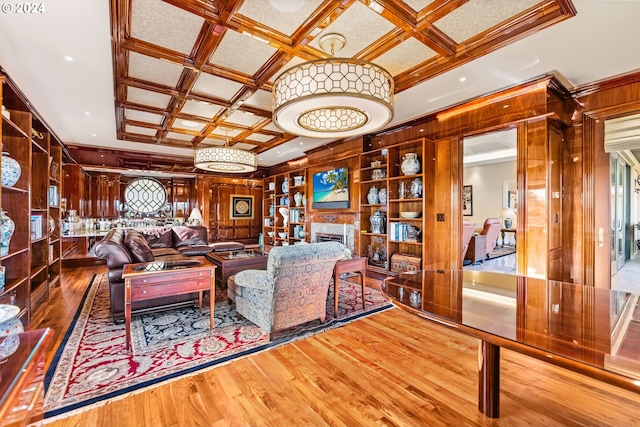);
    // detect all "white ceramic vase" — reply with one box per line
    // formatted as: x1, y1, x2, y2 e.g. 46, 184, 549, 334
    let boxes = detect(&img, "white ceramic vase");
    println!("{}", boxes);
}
401, 153, 420, 176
